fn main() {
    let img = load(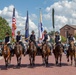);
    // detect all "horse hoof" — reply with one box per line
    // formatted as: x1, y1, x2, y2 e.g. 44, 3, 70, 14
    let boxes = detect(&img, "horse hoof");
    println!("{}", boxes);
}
67, 59, 69, 62
56, 61, 58, 65
17, 63, 20, 66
